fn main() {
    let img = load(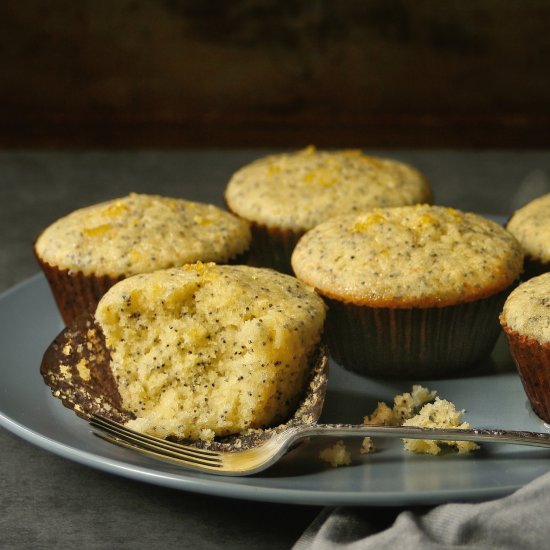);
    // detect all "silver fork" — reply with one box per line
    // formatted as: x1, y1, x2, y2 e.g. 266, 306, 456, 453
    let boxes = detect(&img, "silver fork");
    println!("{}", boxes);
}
89, 414, 550, 476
